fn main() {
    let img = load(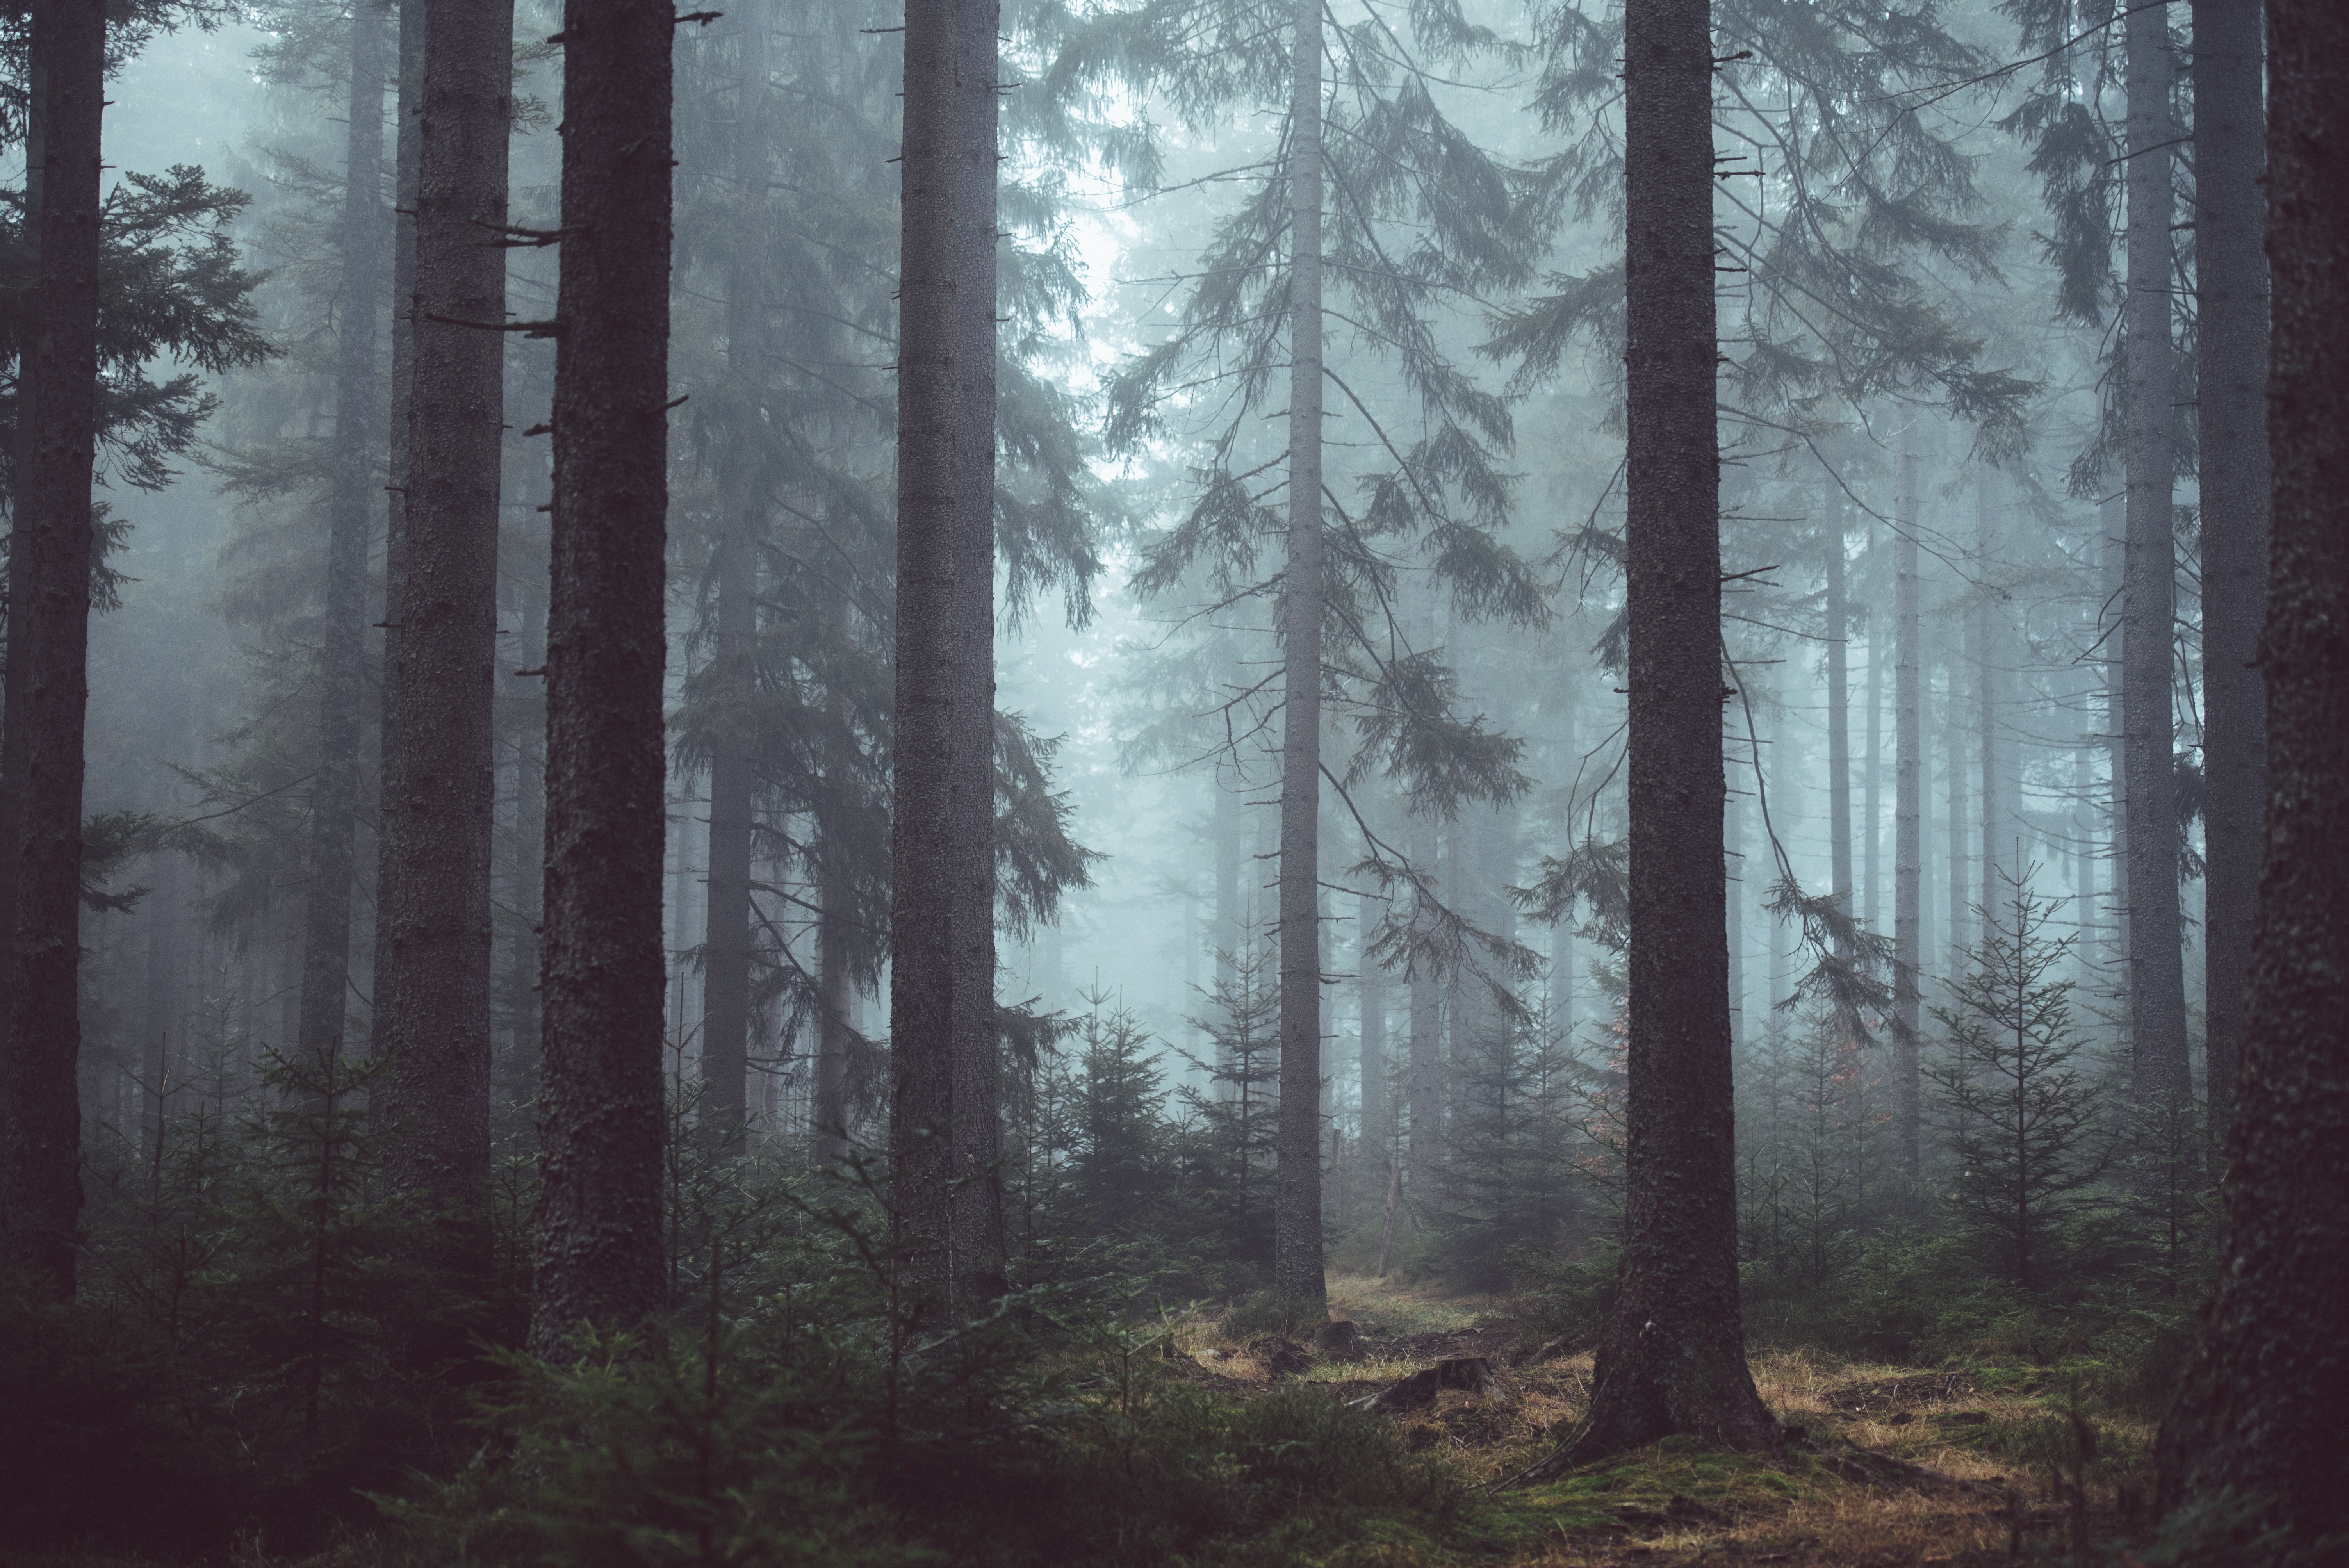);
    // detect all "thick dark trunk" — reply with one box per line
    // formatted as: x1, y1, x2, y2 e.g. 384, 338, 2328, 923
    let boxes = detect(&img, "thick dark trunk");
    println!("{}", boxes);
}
529, 0, 673, 1356
1549, 0, 1778, 1465
947, 0, 1004, 1298
699, 0, 769, 1152
2121, 0, 2190, 1102
2192, 0, 2267, 1135
1893, 449, 1922, 1174
889, 0, 999, 1311
297, 0, 391, 1081
1271, 0, 1328, 1304
0, 0, 106, 1296
2156, 4, 2349, 1538
378, 0, 511, 1287
374, 0, 427, 1025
